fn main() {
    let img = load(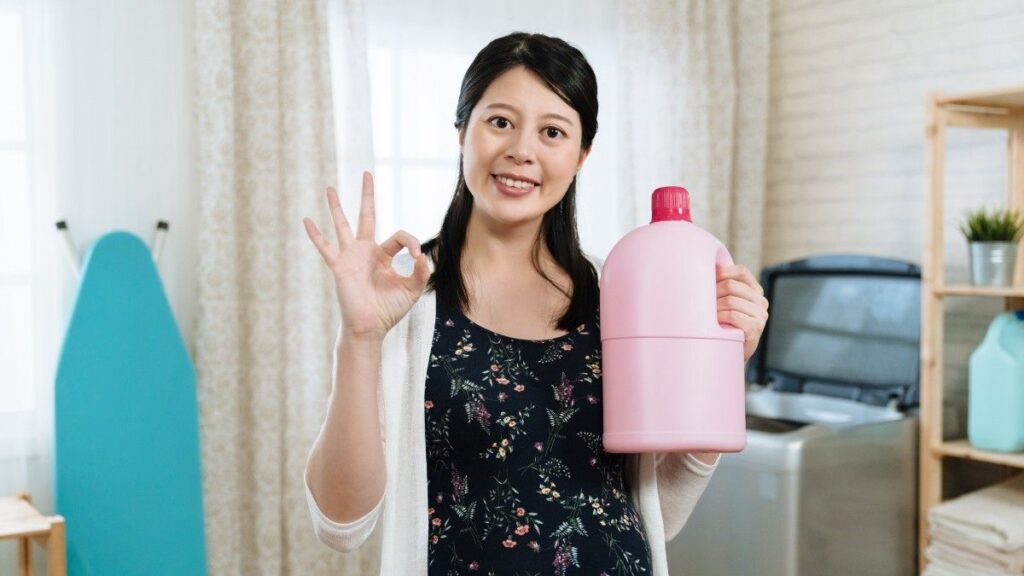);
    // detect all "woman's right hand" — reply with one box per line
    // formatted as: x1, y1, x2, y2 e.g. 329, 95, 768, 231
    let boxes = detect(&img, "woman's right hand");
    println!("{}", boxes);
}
303, 171, 431, 341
